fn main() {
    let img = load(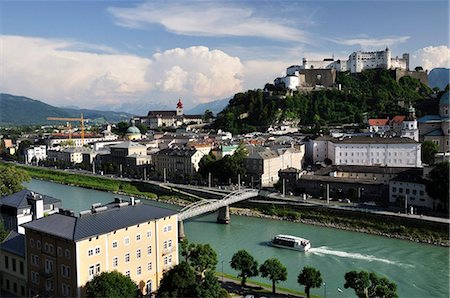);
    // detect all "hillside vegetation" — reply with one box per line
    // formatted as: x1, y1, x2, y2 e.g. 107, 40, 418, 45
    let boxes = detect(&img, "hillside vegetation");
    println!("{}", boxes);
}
214, 69, 433, 134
